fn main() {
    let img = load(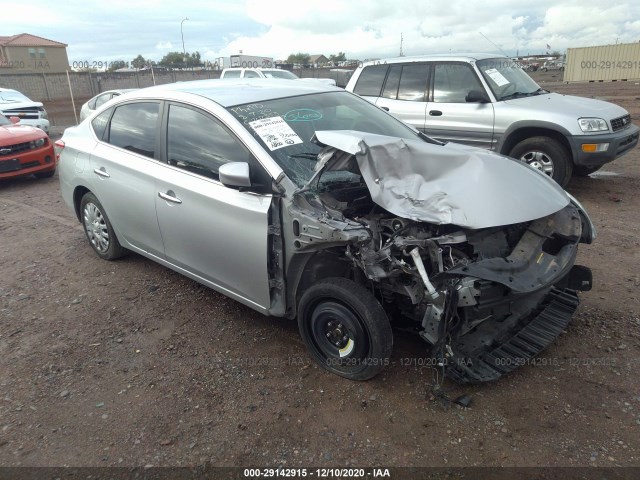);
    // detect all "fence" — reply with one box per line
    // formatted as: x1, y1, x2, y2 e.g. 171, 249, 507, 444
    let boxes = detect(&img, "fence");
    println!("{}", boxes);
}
0, 68, 354, 103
